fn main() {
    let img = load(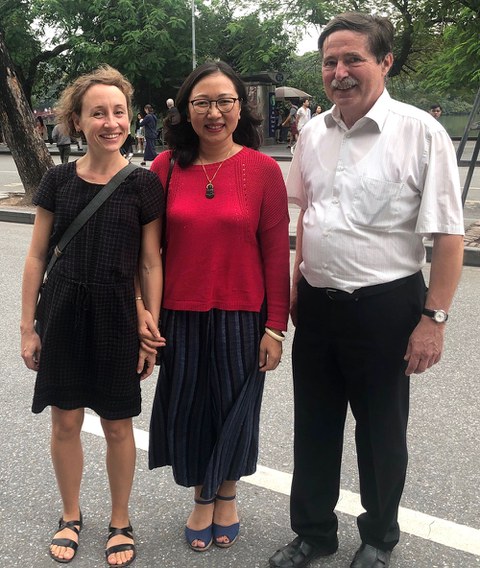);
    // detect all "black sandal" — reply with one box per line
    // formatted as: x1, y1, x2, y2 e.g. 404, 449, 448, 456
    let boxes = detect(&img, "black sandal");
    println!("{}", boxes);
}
49, 512, 83, 564
105, 524, 136, 567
